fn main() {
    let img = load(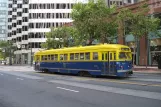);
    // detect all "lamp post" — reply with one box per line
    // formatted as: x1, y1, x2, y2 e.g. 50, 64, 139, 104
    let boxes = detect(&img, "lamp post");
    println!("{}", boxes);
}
16, 43, 21, 65
30, 43, 32, 66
